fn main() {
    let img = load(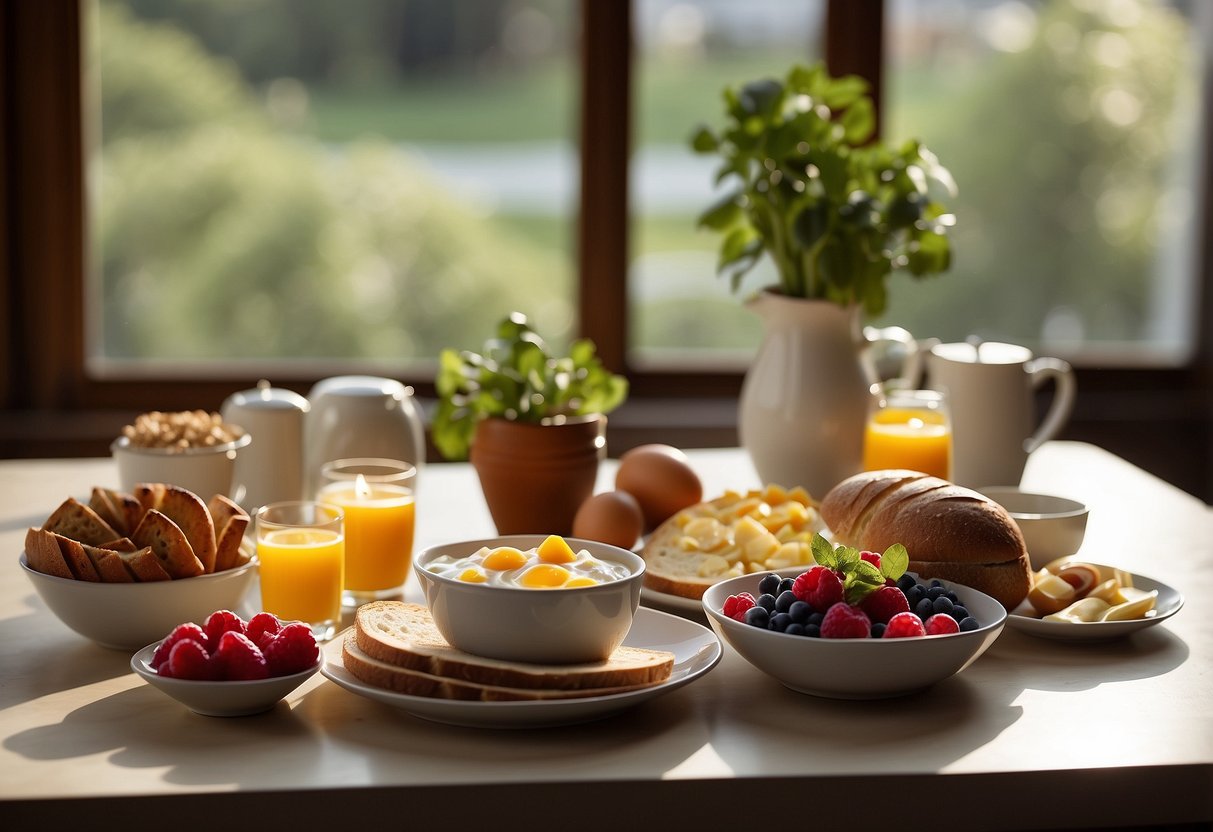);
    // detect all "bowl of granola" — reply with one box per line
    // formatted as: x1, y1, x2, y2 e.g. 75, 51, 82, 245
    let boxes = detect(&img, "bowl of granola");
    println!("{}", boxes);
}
113, 410, 250, 500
